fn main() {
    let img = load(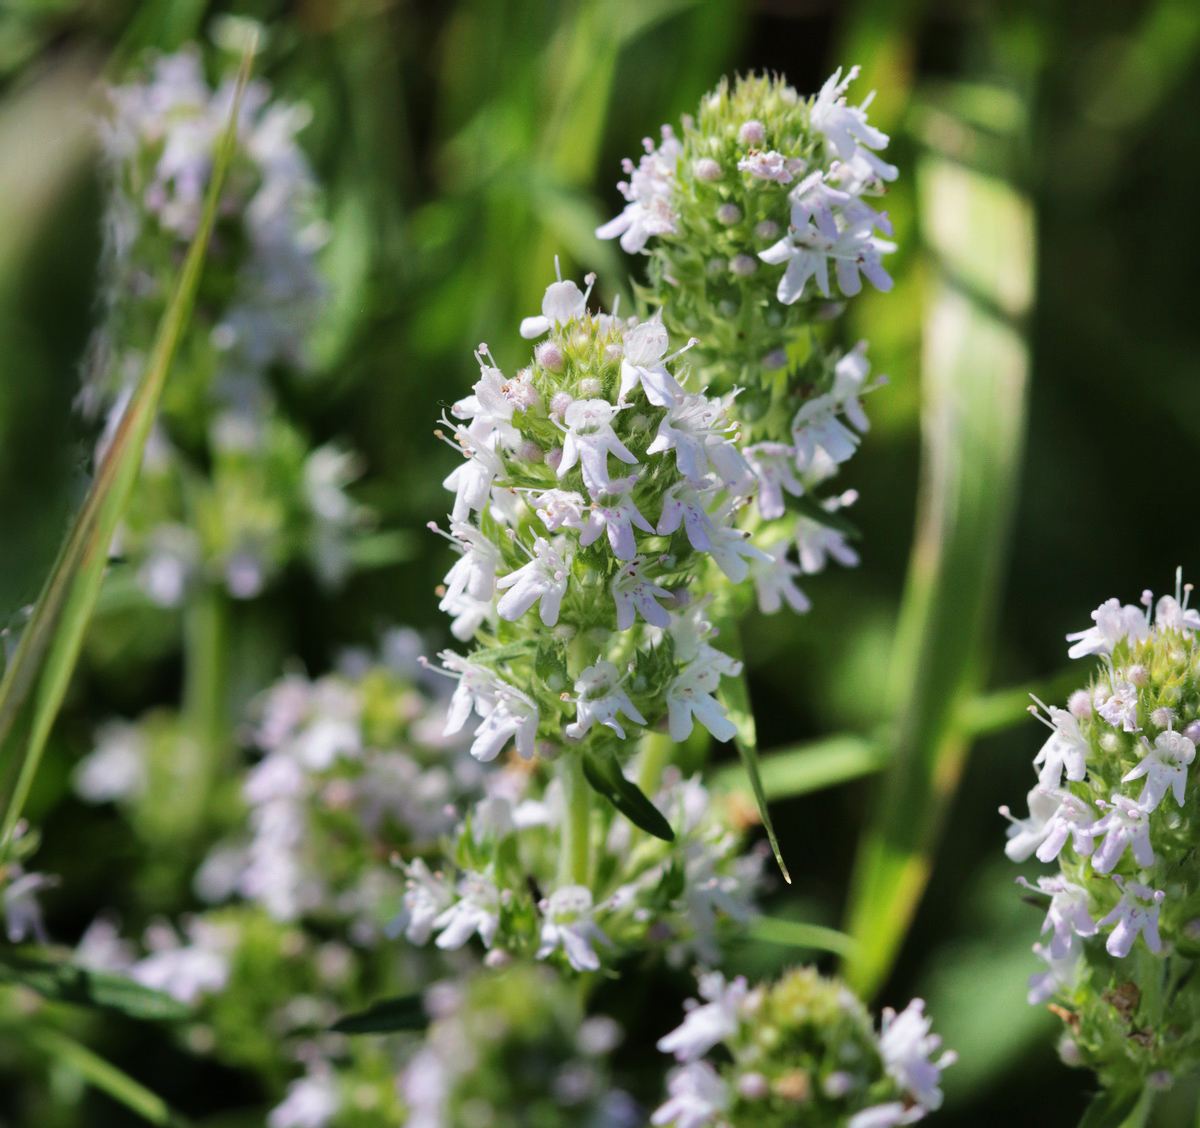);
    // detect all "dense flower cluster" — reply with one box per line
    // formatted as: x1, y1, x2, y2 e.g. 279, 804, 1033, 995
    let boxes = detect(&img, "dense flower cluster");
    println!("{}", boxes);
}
88, 48, 368, 606
430, 269, 774, 786
1002, 575, 1200, 1089
652, 967, 954, 1128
